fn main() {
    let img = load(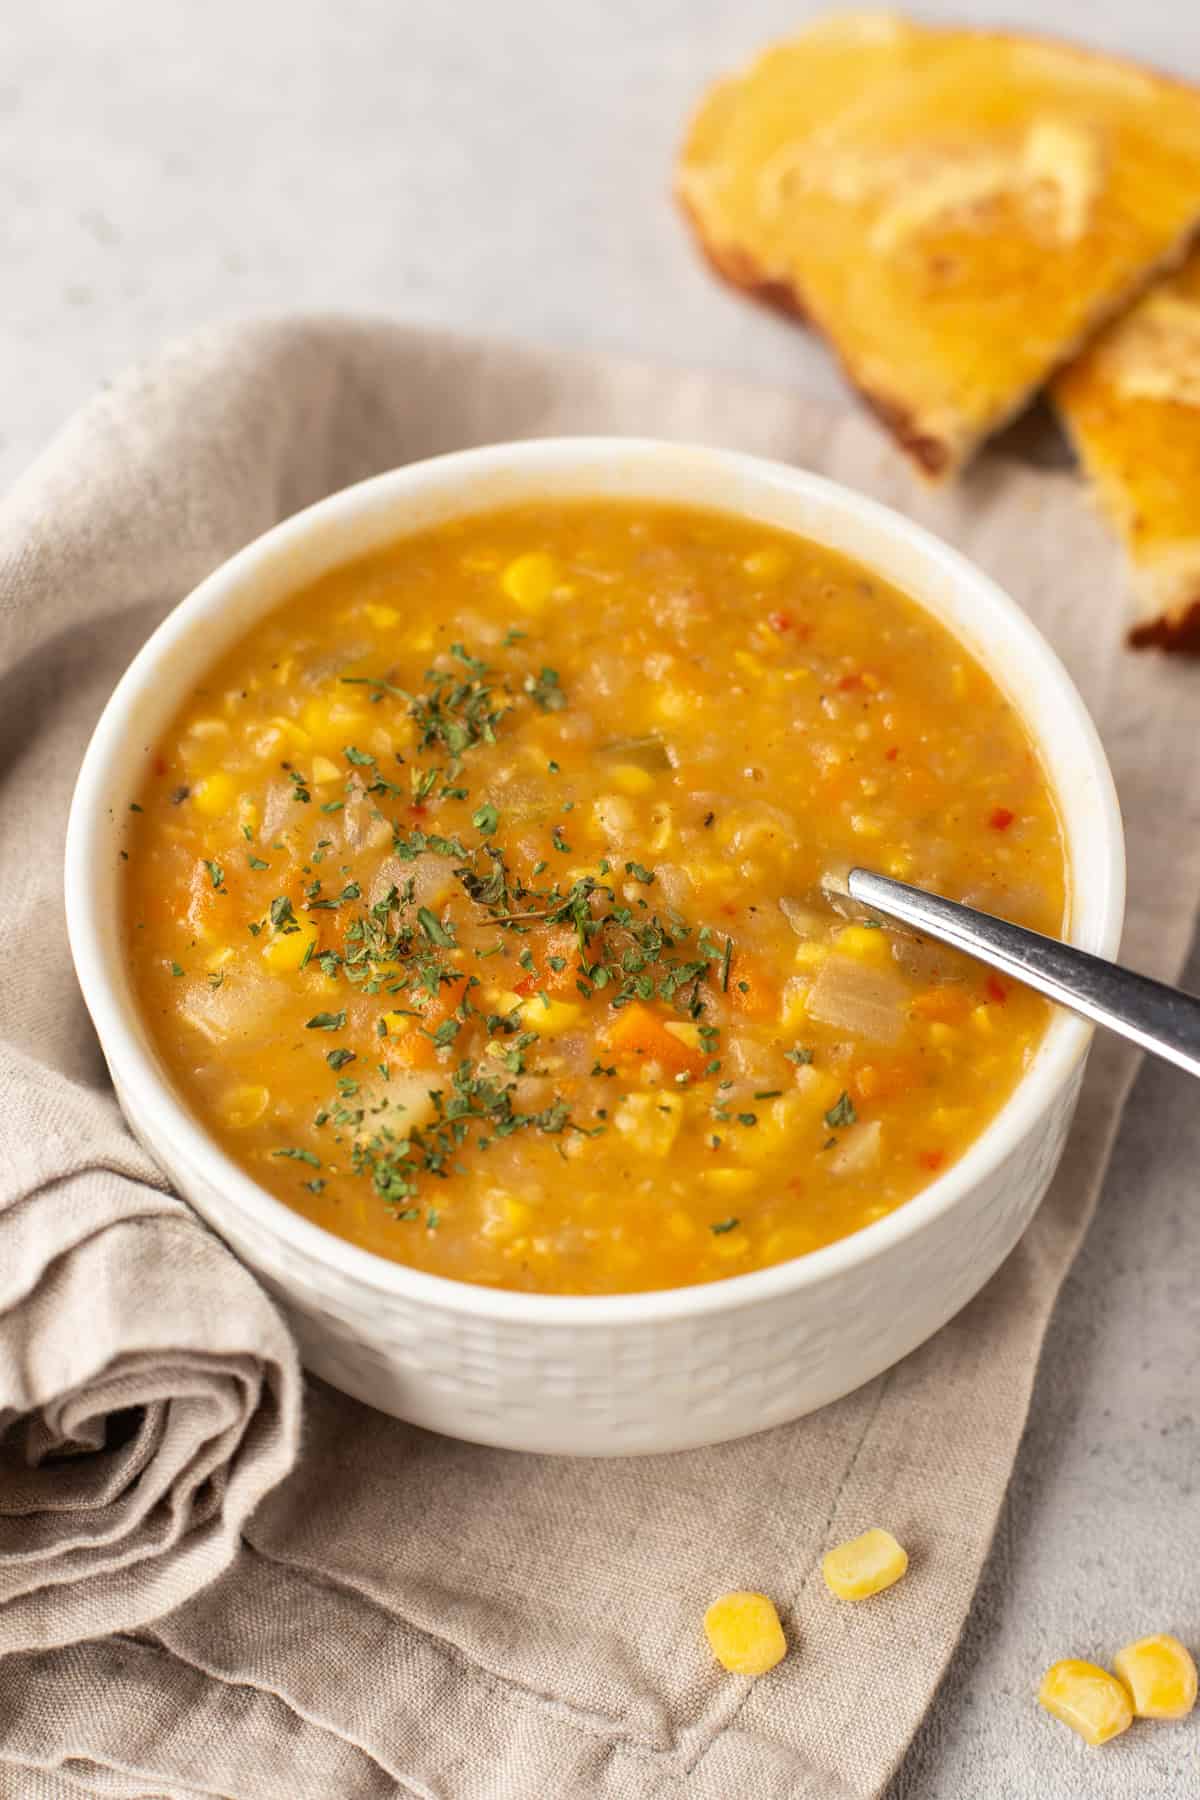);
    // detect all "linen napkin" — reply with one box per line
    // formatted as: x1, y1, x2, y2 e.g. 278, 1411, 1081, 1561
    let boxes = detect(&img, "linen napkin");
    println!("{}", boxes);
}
2, 316, 1199, 1800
